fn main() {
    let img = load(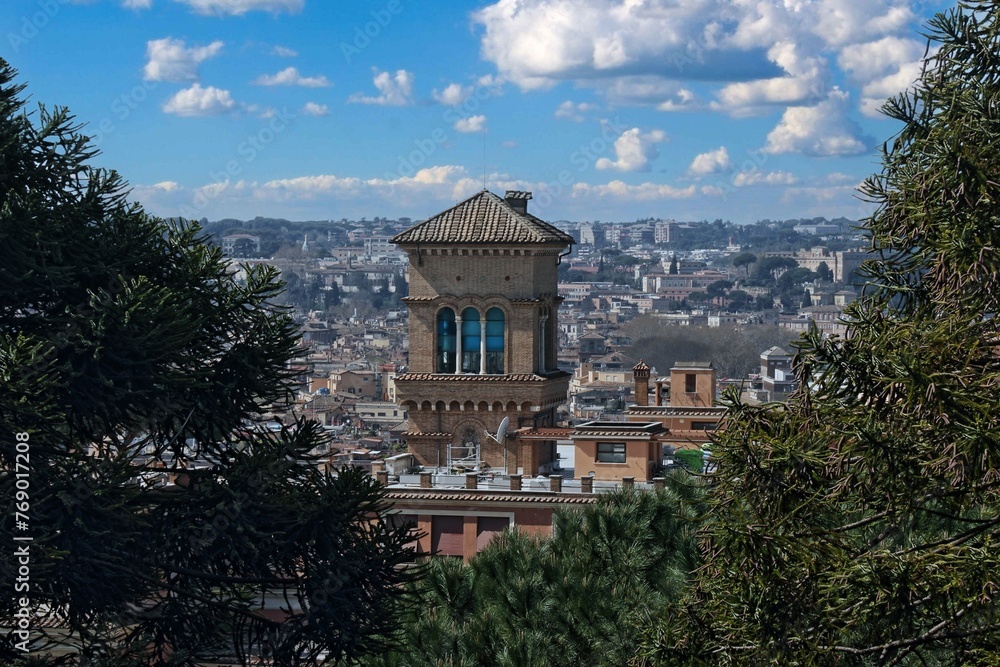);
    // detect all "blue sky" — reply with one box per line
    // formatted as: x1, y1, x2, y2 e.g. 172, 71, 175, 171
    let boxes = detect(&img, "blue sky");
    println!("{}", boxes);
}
2, 0, 953, 224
